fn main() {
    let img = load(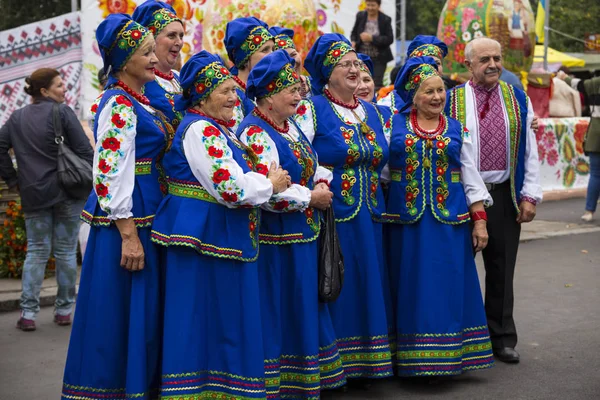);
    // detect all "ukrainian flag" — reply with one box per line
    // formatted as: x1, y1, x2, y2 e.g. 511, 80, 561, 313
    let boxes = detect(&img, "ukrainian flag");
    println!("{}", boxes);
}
535, 0, 547, 44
